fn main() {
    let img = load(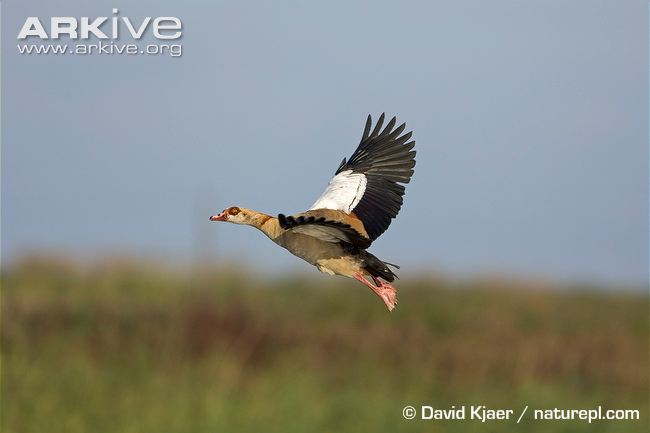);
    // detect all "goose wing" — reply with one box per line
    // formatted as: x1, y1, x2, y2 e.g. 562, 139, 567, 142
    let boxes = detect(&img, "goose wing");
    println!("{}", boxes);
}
277, 209, 371, 249
309, 113, 416, 242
